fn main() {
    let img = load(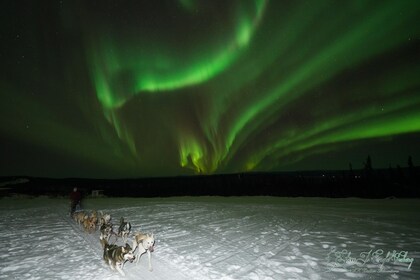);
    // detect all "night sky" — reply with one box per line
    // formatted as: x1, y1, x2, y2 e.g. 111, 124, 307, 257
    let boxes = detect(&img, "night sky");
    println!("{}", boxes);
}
1, 0, 419, 178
